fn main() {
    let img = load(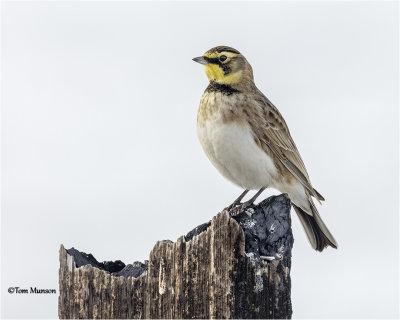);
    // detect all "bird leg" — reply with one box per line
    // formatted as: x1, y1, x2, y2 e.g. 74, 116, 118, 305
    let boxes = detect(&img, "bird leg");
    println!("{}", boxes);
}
225, 189, 249, 211
228, 187, 267, 216
244, 187, 267, 206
